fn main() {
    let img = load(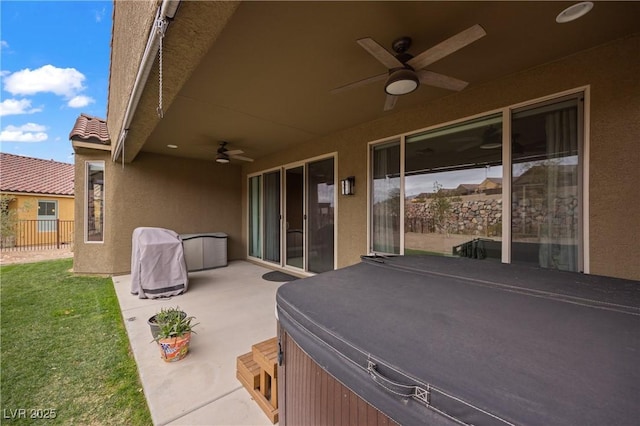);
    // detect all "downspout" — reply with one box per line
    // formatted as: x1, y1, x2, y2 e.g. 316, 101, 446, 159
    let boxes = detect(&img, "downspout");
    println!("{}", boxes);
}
112, 0, 181, 165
